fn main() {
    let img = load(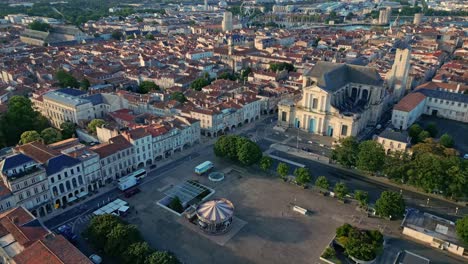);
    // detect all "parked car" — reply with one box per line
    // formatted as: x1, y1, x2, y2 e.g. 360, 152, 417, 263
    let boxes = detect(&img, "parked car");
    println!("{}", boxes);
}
124, 187, 141, 198
89, 254, 102, 264
57, 224, 77, 242
463, 154, 468, 159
